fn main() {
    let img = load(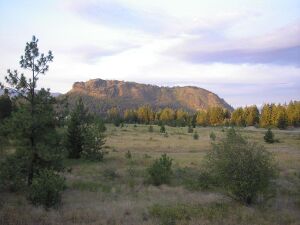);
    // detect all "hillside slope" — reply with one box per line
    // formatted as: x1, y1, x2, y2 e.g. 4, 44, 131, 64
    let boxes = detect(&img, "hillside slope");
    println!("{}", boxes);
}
65, 78, 233, 113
